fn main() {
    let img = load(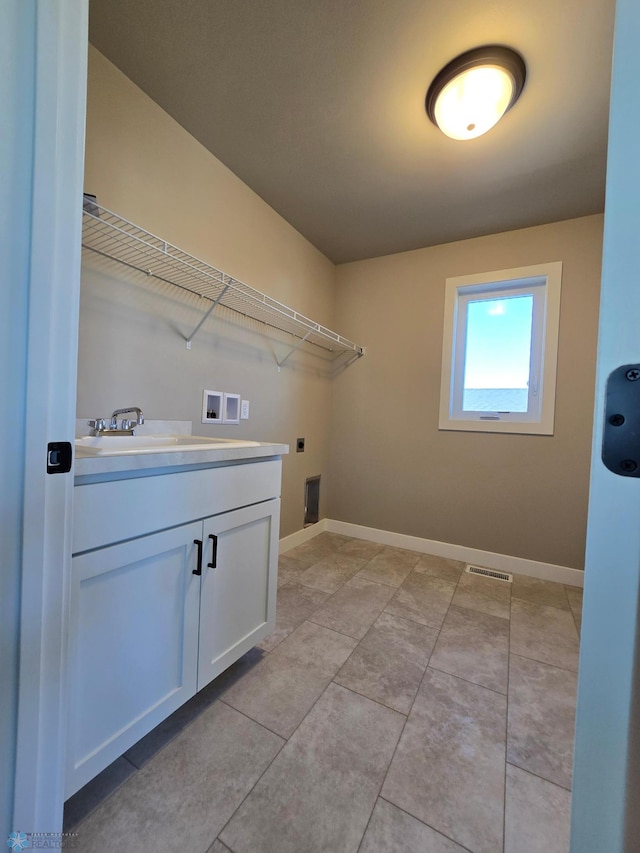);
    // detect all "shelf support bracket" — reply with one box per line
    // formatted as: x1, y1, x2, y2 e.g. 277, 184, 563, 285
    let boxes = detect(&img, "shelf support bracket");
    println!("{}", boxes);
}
185, 284, 230, 348
276, 330, 313, 369
343, 350, 364, 368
